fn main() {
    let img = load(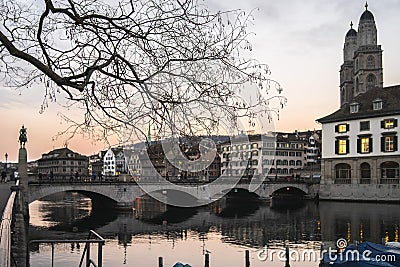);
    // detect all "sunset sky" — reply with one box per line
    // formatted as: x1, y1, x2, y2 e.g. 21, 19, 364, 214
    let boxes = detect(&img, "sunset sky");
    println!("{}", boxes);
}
1, 0, 400, 162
